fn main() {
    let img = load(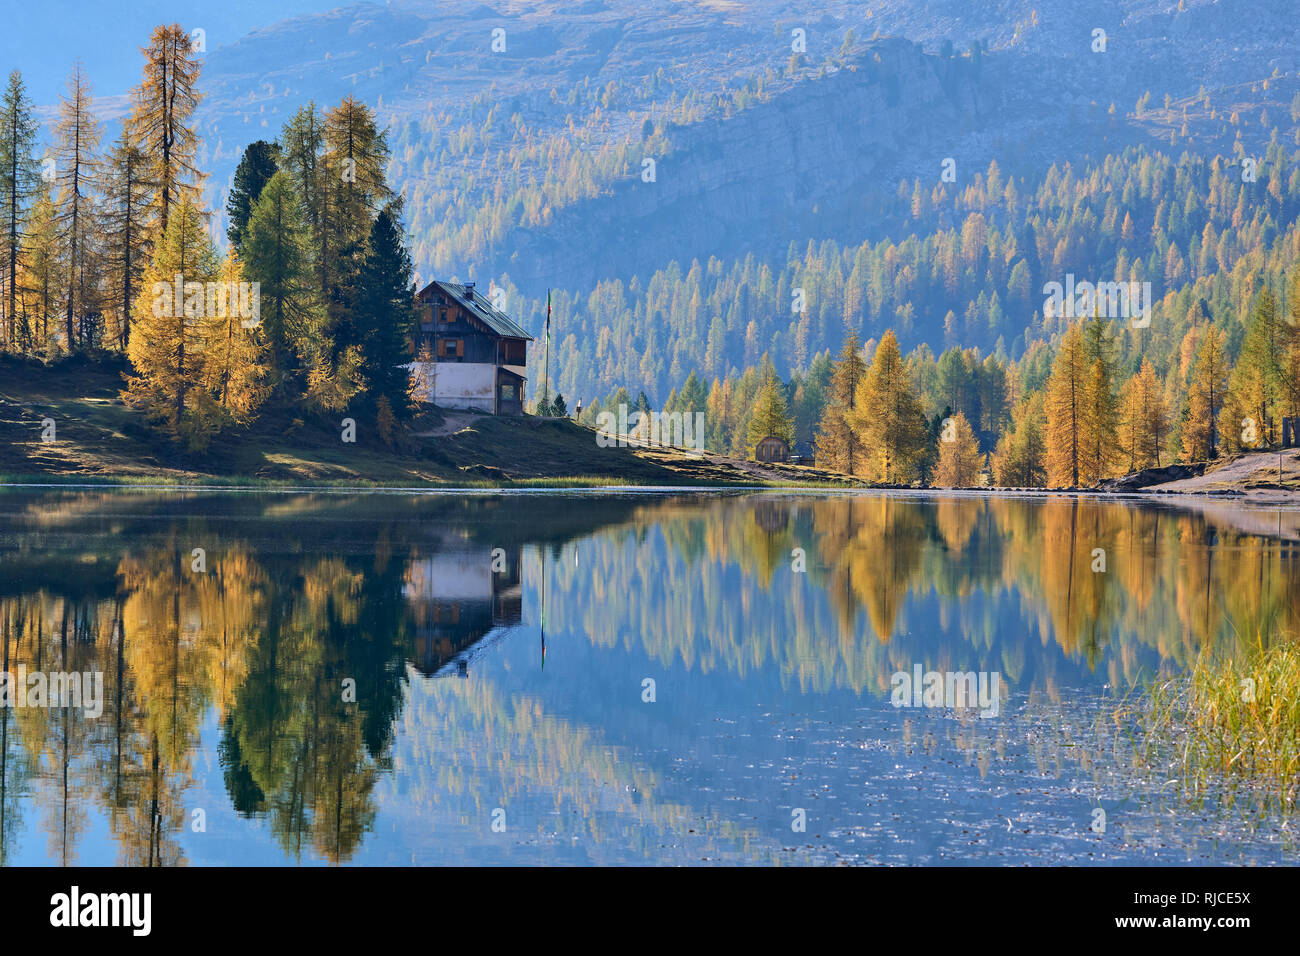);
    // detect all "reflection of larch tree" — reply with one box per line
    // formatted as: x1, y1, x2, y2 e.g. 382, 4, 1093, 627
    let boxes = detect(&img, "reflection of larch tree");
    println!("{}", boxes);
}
221, 554, 408, 862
